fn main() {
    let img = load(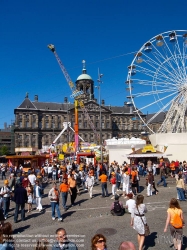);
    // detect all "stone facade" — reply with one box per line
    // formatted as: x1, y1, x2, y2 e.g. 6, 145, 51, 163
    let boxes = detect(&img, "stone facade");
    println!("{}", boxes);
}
14, 95, 146, 149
